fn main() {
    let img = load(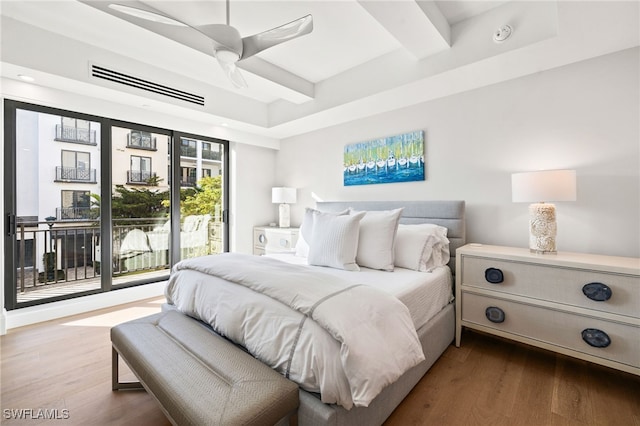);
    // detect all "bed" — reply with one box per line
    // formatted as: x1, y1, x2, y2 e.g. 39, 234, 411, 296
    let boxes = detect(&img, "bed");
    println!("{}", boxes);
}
164, 200, 465, 425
